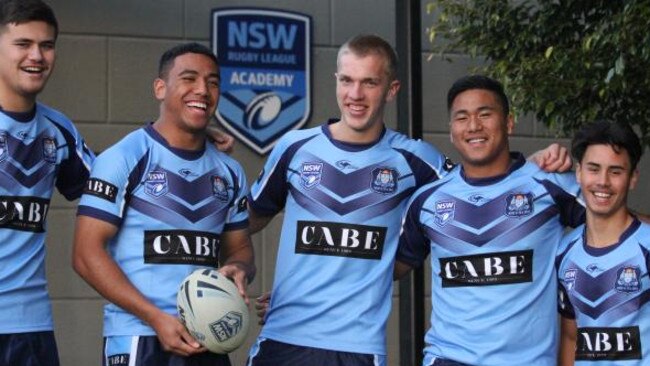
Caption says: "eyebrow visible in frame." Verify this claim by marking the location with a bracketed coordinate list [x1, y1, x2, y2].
[585, 162, 626, 170]
[178, 69, 220, 79]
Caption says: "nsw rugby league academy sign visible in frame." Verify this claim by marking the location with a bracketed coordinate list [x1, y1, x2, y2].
[211, 8, 312, 154]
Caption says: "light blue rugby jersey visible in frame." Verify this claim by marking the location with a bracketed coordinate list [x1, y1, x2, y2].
[0, 104, 94, 333]
[398, 153, 585, 366]
[557, 219, 650, 365]
[248, 120, 448, 355]
[77, 124, 249, 336]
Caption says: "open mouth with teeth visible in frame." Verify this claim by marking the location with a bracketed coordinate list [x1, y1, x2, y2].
[22, 66, 46, 74]
[186, 101, 208, 111]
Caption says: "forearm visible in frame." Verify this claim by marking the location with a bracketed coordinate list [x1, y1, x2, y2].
[74, 243, 162, 326]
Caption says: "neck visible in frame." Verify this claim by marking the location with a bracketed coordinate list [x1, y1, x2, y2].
[329, 118, 384, 144]
[0, 88, 36, 112]
[585, 208, 633, 248]
[153, 118, 205, 151]
[462, 150, 512, 179]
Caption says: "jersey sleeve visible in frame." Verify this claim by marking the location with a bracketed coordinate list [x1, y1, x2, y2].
[77, 142, 145, 227]
[536, 170, 585, 228]
[248, 134, 294, 216]
[50, 117, 95, 200]
[395, 136, 453, 186]
[223, 158, 249, 231]
[396, 189, 432, 268]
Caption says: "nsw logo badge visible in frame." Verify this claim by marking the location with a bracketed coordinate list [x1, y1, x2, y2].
[300, 162, 322, 189]
[434, 200, 455, 227]
[212, 8, 312, 154]
[145, 171, 168, 197]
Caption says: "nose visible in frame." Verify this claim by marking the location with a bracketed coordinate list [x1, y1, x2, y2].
[467, 115, 482, 131]
[28, 45, 44, 61]
[347, 81, 364, 100]
[596, 170, 611, 187]
[194, 79, 208, 96]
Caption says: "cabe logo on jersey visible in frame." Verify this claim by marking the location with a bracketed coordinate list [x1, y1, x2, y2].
[295, 220, 386, 259]
[212, 8, 312, 155]
[576, 326, 641, 361]
[84, 178, 118, 202]
[144, 230, 220, 266]
[0, 196, 49, 232]
[439, 250, 533, 287]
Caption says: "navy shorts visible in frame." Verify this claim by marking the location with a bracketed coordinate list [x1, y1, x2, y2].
[247, 338, 386, 366]
[103, 336, 231, 366]
[0, 331, 59, 366]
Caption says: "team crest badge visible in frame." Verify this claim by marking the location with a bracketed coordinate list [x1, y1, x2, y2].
[505, 192, 534, 217]
[0, 132, 7, 162]
[434, 200, 455, 227]
[300, 162, 322, 189]
[42, 137, 57, 163]
[212, 8, 312, 155]
[564, 268, 577, 291]
[209, 311, 243, 342]
[144, 171, 168, 197]
[615, 266, 641, 293]
[211, 175, 229, 201]
[371, 167, 398, 194]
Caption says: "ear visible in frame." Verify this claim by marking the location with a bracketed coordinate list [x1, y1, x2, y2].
[575, 162, 582, 185]
[629, 168, 639, 190]
[153, 78, 166, 101]
[506, 114, 514, 135]
[385, 80, 401, 102]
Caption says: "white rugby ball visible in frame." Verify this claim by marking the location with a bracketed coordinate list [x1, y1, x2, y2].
[177, 269, 249, 354]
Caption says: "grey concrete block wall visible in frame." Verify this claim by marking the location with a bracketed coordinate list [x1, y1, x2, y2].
[34, 1, 650, 365]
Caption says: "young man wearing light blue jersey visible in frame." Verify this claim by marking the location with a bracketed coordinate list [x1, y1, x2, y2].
[557, 121, 649, 365]
[0, 1, 95, 365]
[396, 75, 586, 366]
[72, 43, 255, 366]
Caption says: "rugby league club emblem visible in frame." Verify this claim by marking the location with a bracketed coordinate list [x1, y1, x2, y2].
[300, 162, 322, 189]
[371, 167, 398, 194]
[615, 266, 641, 293]
[144, 171, 168, 197]
[434, 200, 455, 227]
[43, 137, 57, 163]
[505, 192, 534, 217]
[211, 175, 229, 201]
[212, 8, 312, 155]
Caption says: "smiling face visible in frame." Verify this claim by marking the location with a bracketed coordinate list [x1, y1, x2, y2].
[449, 88, 513, 178]
[576, 144, 638, 219]
[333, 52, 400, 143]
[0, 21, 56, 111]
[154, 52, 220, 135]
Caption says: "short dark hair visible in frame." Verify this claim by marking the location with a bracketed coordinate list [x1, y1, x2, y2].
[571, 120, 643, 171]
[337, 34, 399, 81]
[447, 75, 510, 116]
[0, 0, 58, 38]
[158, 42, 219, 79]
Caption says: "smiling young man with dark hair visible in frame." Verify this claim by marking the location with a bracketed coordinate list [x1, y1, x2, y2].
[557, 121, 649, 365]
[0, 1, 94, 365]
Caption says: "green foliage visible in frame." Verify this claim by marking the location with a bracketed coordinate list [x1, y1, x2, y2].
[426, 0, 650, 148]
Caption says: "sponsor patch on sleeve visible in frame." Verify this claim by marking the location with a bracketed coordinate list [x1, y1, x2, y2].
[84, 178, 118, 202]
[237, 196, 248, 213]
